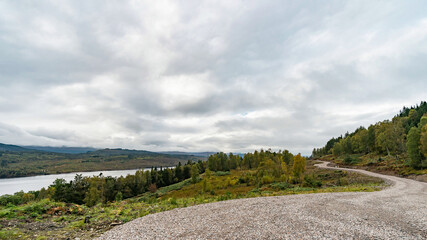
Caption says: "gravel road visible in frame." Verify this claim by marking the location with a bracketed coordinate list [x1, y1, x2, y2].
[99, 161, 427, 239]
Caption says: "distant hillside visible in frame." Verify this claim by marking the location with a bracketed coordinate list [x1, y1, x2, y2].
[23, 146, 98, 154]
[0, 145, 202, 178]
[0, 143, 36, 152]
[160, 151, 215, 158]
[90, 148, 160, 156]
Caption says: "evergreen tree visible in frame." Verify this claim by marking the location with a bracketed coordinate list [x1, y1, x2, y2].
[175, 164, 183, 182]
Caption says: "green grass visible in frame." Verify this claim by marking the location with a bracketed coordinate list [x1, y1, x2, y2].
[0, 229, 27, 240]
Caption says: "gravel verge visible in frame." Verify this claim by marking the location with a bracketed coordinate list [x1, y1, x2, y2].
[99, 161, 427, 239]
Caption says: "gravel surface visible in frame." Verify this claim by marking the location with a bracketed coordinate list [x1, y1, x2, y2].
[99, 161, 427, 239]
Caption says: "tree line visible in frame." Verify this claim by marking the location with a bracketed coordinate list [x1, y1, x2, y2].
[312, 101, 427, 169]
[208, 149, 306, 185]
[0, 160, 205, 207]
[1, 149, 308, 207]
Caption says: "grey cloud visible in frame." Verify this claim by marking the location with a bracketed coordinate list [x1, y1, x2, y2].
[28, 128, 77, 141]
[0, 1, 426, 155]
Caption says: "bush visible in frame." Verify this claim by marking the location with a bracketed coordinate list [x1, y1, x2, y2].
[0, 194, 23, 206]
[271, 182, 292, 190]
[0, 208, 16, 218]
[343, 156, 360, 165]
[168, 197, 177, 205]
[148, 184, 157, 193]
[336, 177, 349, 186]
[216, 192, 232, 201]
[303, 175, 322, 188]
[23, 202, 45, 215]
[366, 159, 377, 166]
[317, 173, 331, 180]
[115, 192, 123, 202]
[238, 176, 247, 184]
[343, 156, 353, 164]
[261, 175, 274, 184]
[238, 173, 255, 185]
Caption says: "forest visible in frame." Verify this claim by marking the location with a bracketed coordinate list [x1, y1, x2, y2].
[312, 101, 427, 171]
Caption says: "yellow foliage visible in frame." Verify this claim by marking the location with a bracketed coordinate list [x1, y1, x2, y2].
[292, 153, 306, 183]
[261, 175, 274, 184]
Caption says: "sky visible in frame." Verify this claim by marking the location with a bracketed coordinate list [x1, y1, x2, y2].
[0, 1, 426, 155]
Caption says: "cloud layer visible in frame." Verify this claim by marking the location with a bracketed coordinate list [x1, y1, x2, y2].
[1, 1, 426, 155]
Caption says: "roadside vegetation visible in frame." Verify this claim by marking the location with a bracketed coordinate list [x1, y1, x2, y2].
[0, 149, 384, 239]
[312, 101, 427, 180]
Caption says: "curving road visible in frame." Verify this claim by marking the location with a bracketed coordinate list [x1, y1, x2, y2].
[99, 161, 427, 239]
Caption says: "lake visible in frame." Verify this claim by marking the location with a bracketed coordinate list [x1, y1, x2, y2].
[0, 168, 154, 196]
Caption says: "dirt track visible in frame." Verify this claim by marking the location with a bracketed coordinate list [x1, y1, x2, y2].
[99, 161, 427, 239]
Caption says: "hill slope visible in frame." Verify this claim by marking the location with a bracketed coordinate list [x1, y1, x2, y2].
[0, 143, 202, 178]
[0, 143, 37, 152]
[313, 101, 427, 177]
[22, 146, 98, 154]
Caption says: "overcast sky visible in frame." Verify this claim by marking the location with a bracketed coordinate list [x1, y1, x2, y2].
[0, 1, 426, 155]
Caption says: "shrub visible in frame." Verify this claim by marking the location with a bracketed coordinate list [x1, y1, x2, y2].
[202, 179, 212, 193]
[317, 173, 331, 180]
[334, 170, 347, 177]
[191, 165, 200, 183]
[115, 192, 123, 202]
[22, 193, 35, 204]
[23, 202, 46, 215]
[261, 175, 274, 184]
[217, 192, 233, 201]
[343, 156, 353, 164]
[0, 194, 22, 206]
[366, 159, 377, 166]
[148, 184, 157, 193]
[343, 156, 360, 165]
[303, 175, 322, 188]
[238, 176, 247, 184]
[336, 177, 349, 186]
[0, 208, 16, 218]
[168, 197, 177, 205]
[238, 173, 255, 185]
[271, 182, 292, 190]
